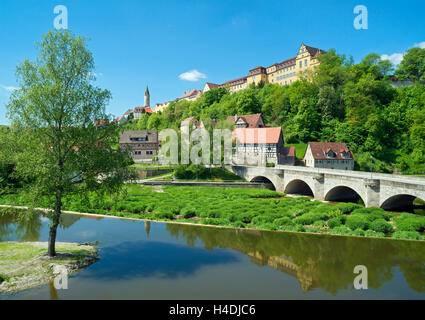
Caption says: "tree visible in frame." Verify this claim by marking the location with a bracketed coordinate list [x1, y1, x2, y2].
[395, 47, 425, 83]
[6, 30, 134, 257]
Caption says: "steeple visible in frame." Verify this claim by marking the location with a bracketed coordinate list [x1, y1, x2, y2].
[144, 86, 150, 108]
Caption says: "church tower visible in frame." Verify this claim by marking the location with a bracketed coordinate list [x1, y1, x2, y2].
[144, 86, 150, 108]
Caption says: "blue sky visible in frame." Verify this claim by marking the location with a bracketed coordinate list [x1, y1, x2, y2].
[0, 0, 424, 125]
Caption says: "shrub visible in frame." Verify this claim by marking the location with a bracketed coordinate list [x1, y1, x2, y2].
[295, 212, 328, 225]
[252, 215, 274, 225]
[231, 221, 245, 228]
[330, 226, 352, 235]
[313, 220, 326, 227]
[345, 215, 370, 231]
[353, 228, 365, 236]
[352, 207, 392, 222]
[237, 212, 257, 224]
[181, 207, 196, 219]
[392, 231, 422, 240]
[256, 223, 278, 231]
[327, 218, 341, 229]
[201, 218, 229, 226]
[370, 219, 394, 233]
[275, 217, 295, 227]
[295, 225, 305, 232]
[335, 203, 362, 214]
[364, 230, 384, 237]
[394, 215, 425, 232]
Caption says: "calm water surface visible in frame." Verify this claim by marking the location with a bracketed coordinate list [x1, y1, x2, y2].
[0, 212, 425, 300]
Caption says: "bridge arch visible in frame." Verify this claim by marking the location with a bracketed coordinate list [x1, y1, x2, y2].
[284, 179, 315, 197]
[380, 193, 425, 211]
[325, 185, 365, 205]
[250, 176, 276, 191]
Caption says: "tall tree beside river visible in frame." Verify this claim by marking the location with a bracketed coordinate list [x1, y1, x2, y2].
[4, 30, 135, 257]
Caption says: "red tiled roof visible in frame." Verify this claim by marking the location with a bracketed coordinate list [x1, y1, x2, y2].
[226, 114, 263, 128]
[282, 146, 295, 157]
[233, 127, 282, 144]
[304, 45, 326, 57]
[307, 142, 354, 160]
[220, 76, 247, 86]
[124, 109, 133, 116]
[180, 89, 201, 99]
[205, 82, 219, 89]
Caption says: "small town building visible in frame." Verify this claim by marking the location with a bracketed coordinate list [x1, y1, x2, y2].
[304, 142, 354, 170]
[203, 82, 219, 93]
[154, 101, 170, 113]
[119, 130, 159, 162]
[134, 106, 153, 119]
[226, 114, 265, 128]
[178, 89, 202, 102]
[233, 127, 293, 165]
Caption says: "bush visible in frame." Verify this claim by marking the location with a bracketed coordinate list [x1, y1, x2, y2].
[392, 231, 422, 240]
[275, 217, 295, 227]
[181, 207, 196, 219]
[345, 215, 370, 231]
[352, 207, 392, 222]
[256, 223, 278, 231]
[370, 219, 394, 233]
[295, 225, 305, 232]
[327, 218, 341, 229]
[313, 220, 326, 227]
[295, 212, 328, 225]
[364, 230, 384, 237]
[231, 221, 245, 228]
[394, 215, 425, 232]
[335, 203, 362, 214]
[330, 226, 353, 235]
[353, 228, 365, 236]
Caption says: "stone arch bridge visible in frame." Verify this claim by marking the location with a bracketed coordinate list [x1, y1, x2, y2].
[229, 165, 425, 210]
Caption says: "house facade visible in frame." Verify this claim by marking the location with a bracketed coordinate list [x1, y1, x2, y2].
[304, 142, 355, 170]
[120, 130, 159, 162]
[233, 127, 293, 165]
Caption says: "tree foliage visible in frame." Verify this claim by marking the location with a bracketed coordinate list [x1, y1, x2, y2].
[4, 30, 134, 256]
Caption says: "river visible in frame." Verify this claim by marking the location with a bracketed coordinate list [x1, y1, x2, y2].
[1, 211, 424, 299]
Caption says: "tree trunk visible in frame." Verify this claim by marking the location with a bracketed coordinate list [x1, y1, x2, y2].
[48, 194, 62, 257]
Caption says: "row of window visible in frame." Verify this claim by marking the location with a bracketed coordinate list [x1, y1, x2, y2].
[276, 72, 296, 81]
[134, 151, 155, 155]
[316, 160, 352, 164]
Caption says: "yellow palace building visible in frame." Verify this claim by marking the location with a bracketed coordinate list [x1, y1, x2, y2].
[221, 43, 325, 93]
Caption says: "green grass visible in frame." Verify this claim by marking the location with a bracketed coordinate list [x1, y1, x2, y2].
[1, 185, 425, 241]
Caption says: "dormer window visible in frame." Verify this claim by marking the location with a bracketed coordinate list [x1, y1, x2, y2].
[326, 149, 336, 158]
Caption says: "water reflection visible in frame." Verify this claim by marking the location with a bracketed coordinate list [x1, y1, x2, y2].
[79, 240, 239, 280]
[0, 209, 81, 241]
[166, 224, 425, 295]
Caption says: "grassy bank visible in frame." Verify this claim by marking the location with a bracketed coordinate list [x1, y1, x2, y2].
[0, 242, 98, 293]
[1, 185, 425, 241]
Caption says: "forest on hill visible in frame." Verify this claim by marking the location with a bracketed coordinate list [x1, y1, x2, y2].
[125, 47, 425, 174]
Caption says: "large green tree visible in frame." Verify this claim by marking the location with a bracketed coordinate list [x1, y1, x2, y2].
[395, 47, 425, 83]
[6, 31, 134, 256]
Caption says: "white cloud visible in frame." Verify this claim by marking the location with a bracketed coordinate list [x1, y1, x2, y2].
[414, 41, 425, 49]
[0, 84, 20, 92]
[178, 70, 206, 82]
[380, 53, 404, 66]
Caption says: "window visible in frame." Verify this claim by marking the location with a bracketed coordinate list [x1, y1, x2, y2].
[305, 59, 308, 67]
[299, 61, 302, 68]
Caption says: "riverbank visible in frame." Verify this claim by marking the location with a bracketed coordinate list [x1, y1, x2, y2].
[1, 185, 425, 241]
[0, 242, 99, 293]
